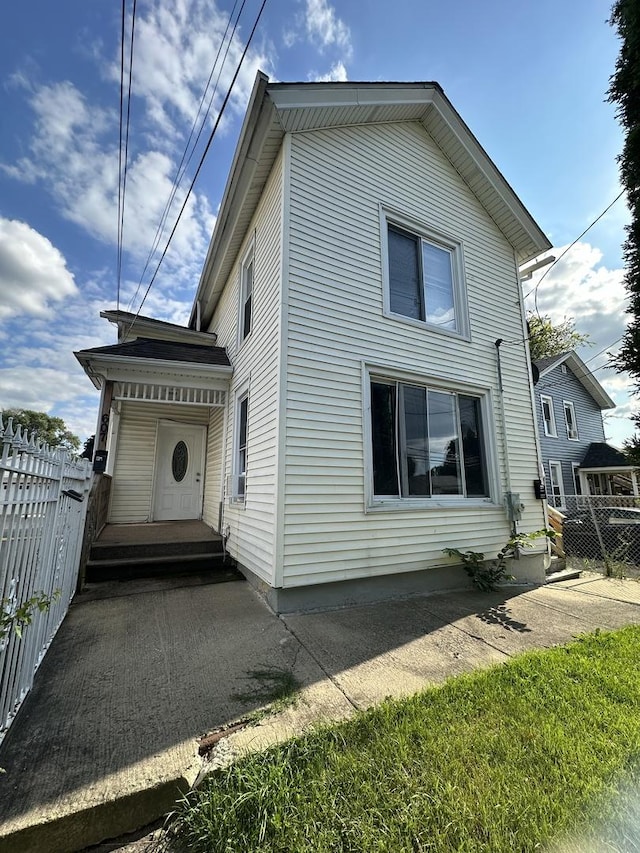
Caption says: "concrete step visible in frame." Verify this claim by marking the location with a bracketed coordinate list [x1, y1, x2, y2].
[545, 568, 582, 584]
[86, 552, 236, 582]
[89, 538, 222, 562]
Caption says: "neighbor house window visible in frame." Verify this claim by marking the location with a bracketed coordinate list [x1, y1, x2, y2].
[572, 463, 582, 496]
[234, 393, 248, 499]
[239, 247, 254, 342]
[563, 401, 578, 440]
[385, 219, 467, 335]
[370, 378, 489, 500]
[549, 461, 564, 508]
[540, 394, 557, 437]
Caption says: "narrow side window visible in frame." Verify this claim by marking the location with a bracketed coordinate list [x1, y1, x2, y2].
[240, 251, 254, 342]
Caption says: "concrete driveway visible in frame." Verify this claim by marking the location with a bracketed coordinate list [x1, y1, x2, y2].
[0, 572, 639, 853]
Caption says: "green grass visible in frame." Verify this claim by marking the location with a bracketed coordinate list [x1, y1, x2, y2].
[176, 627, 640, 852]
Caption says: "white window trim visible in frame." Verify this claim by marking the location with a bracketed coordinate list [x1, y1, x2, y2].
[540, 394, 557, 438]
[548, 460, 565, 508]
[379, 205, 470, 341]
[563, 400, 579, 441]
[237, 237, 255, 347]
[362, 363, 498, 512]
[230, 384, 250, 504]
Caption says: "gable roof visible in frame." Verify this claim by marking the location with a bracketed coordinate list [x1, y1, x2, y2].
[189, 74, 552, 330]
[534, 351, 615, 410]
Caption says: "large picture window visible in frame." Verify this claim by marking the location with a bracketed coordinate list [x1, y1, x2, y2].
[370, 378, 489, 500]
[385, 220, 466, 335]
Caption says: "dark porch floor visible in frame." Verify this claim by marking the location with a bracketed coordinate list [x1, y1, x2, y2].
[97, 520, 221, 546]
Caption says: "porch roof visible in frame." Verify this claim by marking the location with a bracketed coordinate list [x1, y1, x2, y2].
[74, 337, 232, 392]
[76, 337, 231, 366]
[581, 442, 629, 470]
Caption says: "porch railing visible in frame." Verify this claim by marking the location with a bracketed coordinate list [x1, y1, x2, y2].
[0, 416, 92, 744]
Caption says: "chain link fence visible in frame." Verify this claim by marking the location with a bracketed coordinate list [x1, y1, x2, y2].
[550, 495, 640, 578]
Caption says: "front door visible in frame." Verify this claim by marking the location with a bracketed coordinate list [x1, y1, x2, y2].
[153, 422, 206, 521]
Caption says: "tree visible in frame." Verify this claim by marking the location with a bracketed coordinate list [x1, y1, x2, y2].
[623, 434, 640, 466]
[1, 409, 80, 452]
[81, 434, 95, 460]
[608, 2, 640, 391]
[527, 314, 590, 362]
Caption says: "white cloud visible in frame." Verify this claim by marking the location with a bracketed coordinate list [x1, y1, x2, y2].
[527, 242, 628, 358]
[312, 61, 348, 83]
[0, 218, 78, 318]
[2, 0, 275, 285]
[305, 0, 352, 56]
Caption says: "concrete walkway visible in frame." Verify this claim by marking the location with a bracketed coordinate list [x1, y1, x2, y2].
[0, 573, 639, 853]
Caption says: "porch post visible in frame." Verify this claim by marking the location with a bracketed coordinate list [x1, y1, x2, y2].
[632, 469, 639, 498]
[95, 381, 114, 454]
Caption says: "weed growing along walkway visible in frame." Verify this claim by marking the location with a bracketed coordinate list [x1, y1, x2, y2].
[176, 626, 640, 853]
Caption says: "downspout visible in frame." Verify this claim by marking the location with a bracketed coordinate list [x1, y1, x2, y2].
[495, 339, 517, 539]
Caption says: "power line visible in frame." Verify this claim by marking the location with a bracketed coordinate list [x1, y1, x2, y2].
[116, 0, 126, 311]
[525, 188, 625, 316]
[116, 0, 138, 311]
[127, 0, 245, 314]
[124, 0, 269, 339]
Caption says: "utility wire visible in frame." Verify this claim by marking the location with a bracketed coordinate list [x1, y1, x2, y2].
[127, 0, 244, 314]
[116, 0, 126, 311]
[117, 0, 137, 313]
[124, 0, 268, 339]
[526, 188, 625, 316]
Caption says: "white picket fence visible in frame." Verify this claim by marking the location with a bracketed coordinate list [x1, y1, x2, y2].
[0, 415, 92, 744]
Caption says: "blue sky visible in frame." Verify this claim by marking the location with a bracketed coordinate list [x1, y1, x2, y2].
[0, 0, 632, 446]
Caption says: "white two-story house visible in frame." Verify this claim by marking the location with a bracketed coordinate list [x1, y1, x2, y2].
[76, 75, 553, 610]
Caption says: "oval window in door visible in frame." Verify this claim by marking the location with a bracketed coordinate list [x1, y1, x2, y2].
[172, 440, 189, 482]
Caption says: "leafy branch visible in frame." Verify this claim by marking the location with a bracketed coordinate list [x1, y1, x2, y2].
[1, 591, 60, 640]
[444, 529, 553, 592]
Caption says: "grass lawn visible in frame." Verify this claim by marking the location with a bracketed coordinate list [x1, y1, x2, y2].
[177, 626, 640, 852]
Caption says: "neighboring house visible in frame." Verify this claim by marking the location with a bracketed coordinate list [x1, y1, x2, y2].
[76, 75, 554, 611]
[533, 351, 638, 507]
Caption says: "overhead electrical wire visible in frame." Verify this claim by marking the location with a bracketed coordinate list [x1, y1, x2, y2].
[127, 0, 245, 314]
[116, 0, 138, 312]
[527, 188, 626, 318]
[116, 0, 126, 311]
[123, 0, 269, 340]
[496, 188, 628, 355]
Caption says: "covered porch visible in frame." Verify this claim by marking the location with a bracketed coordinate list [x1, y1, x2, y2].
[75, 335, 233, 535]
[576, 442, 639, 499]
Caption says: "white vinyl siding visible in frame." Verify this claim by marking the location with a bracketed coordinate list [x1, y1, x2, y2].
[202, 406, 225, 530]
[281, 121, 545, 588]
[206, 149, 284, 584]
[108, 402, 209, 523]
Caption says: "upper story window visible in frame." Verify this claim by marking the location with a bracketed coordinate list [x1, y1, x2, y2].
[383, 214, 468, 337]
[540, 394, 557, 437]
[563, 401, 578, 440]
[370, 376, 489, 502]
[239, 247, 254, 343]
